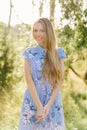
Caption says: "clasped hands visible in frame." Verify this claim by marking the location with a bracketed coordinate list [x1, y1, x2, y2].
[36, 104, 50, 122]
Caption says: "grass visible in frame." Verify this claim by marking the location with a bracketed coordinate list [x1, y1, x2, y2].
[62, 70, 87, 130]
[0, 81, 26, 130]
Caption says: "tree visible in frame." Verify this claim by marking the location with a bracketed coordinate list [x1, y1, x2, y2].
[8, 0, 13, 28]
[57, 0, 87, 84]
[0, 23, 16, 91]
[0, 0, 20, 91]
[32, 0, 56, 23]
[49, 0, 56, 23]
[58, 0, 83, 25]
[32, 0, 44, 17]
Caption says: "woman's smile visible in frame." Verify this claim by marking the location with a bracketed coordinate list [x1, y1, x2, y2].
[33, 22, 46, 47]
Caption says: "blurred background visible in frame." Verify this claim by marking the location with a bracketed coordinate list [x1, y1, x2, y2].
[0, 0, 87, 130]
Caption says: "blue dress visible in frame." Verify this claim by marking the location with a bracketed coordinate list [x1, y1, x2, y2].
[18, 45, 66, 130]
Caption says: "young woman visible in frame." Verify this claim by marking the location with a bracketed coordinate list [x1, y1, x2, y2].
[18, 18, 66, 130]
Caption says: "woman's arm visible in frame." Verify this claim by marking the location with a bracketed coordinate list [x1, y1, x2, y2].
[24, 59, 43, 117]
[43, 60, 65, 118]
[47, 59, 64, 107]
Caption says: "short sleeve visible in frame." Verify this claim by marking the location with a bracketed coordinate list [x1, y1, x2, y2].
[57, 47, 66, 59]
[21, 48, 34, 62]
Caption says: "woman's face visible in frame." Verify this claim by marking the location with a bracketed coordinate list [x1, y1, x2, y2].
[33, 22, 46, 48]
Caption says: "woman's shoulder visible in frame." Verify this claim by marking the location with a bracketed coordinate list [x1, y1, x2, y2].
[21, 46, 38, 61]
[57, 47, 66, 59]
[23, 46, 38, 55]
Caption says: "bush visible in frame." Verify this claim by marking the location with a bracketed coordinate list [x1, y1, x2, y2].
[0, 23, 21, 91]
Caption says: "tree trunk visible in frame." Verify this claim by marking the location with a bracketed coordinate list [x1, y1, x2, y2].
[50, 0, 55, 24]
[8, 0, 13, 28]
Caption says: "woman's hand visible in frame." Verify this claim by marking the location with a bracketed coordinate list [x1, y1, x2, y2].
[43, 104, 50, 118]
[36, 103, 50, 122]
[36, 105, 44, 122]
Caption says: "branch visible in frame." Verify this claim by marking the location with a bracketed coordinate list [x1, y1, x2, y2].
[69, 66, 83, 79]
[69, 66, 87, 84]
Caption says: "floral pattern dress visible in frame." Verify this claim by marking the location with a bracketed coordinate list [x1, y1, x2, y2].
[18, 45, 66, 130]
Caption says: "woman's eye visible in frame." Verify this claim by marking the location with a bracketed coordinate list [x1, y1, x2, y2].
[33, 29, 45, 33]
[34, 29, 37, 32]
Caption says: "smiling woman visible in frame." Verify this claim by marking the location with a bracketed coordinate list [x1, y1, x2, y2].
[18, 17, 66, 130]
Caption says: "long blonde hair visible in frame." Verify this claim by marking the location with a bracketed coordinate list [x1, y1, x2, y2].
[33, 18, 63, 88]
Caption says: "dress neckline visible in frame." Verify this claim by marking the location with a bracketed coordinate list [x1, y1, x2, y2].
[36, 45, 46, 53]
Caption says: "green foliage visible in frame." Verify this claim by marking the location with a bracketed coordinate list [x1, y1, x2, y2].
[56, 24, 75, 68]
[59, 0, 83, 22]
[56, 0, 87, 85]
[0, 39, 14, 89]
[56, 24, 74, 45]
[0, 23, 21, 91]
[84, 9, 87, 17]
[74, 21, 87, 49]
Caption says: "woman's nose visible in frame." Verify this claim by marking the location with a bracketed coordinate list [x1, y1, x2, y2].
[36, 31, 41, 36]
